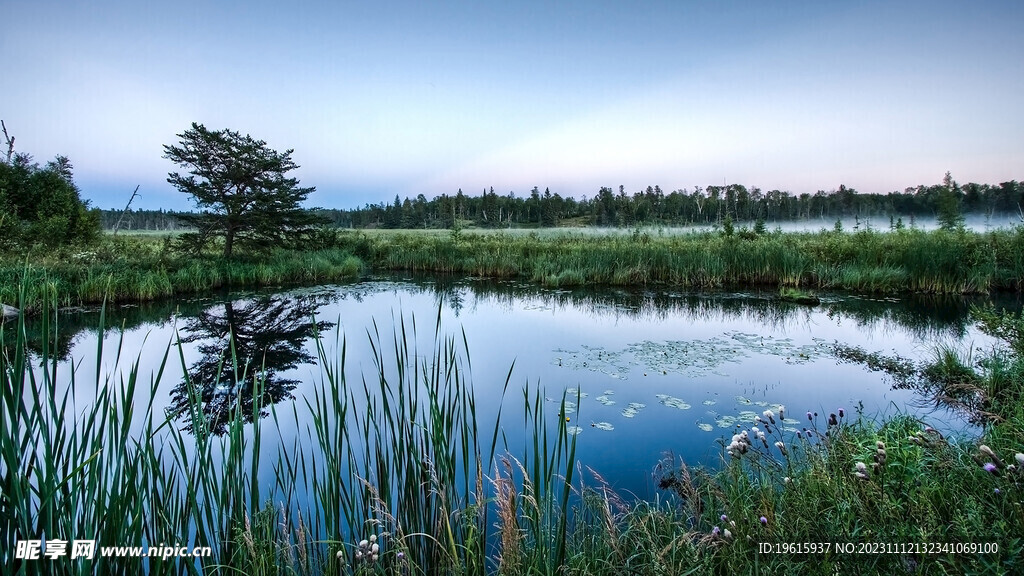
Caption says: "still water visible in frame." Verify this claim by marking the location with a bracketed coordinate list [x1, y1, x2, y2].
[28, 275, 1015, 499]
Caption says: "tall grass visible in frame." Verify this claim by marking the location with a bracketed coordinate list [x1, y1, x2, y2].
[0, 292, 578, 575]
[336, 227, 1024, 295]
[0, 237, 363, 309]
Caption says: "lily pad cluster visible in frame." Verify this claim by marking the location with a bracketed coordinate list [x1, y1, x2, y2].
[553, 332, 830, 380]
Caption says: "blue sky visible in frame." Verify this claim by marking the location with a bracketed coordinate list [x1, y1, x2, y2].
[3, 0, 1022, 209]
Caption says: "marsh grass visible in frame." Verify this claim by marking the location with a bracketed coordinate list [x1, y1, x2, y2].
[336, 227, 1024, 295]
[0, 240, 363, 309]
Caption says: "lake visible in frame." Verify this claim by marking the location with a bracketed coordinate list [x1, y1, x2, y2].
[26, 275, 1016, 502]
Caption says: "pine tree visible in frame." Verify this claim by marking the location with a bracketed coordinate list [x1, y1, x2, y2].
[163, 123, 324, 257]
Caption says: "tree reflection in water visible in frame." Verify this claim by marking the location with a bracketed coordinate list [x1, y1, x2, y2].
[167, 293, 334, 435]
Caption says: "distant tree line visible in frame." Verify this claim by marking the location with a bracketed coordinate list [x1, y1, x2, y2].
[100, 177, 1024, 231]
[321, 178, 1023, 229]
[97, 208, 189, 231]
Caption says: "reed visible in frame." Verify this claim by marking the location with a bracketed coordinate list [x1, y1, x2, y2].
[0, 292, 578, 575]
[335, 227, 1024, 295]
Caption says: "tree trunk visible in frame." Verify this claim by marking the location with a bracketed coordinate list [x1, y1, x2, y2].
[224, 228, 234, 258]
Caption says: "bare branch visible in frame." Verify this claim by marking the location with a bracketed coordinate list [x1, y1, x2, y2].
[1, 120, 14, 164]
[112, 185, 142, 235]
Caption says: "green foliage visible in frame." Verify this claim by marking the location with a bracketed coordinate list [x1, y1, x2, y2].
[937, 171, 966, 232]
[333, 227, 1020, 295]
[722, 215, 734, 237]
[164, 123, 326, 258]
[753, 218, 766, 235]
[0, 237, 362, 309]
[0, 154, 100, 251]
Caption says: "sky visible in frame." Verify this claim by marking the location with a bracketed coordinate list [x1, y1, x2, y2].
[3, 0, 1023, 210]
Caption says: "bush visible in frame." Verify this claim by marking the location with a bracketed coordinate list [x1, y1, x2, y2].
[0, 154, 100, 251]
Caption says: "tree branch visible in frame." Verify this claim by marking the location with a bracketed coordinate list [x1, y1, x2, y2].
[112, 185, 141, 235]
[1, 120, 14, 164]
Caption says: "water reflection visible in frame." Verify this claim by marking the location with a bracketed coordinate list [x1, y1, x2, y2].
[166, 292, 335, 435]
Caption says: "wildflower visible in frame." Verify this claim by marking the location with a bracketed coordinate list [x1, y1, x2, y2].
[371, 543, 380, 554]
[979, 445, 1005, 469]
[828, 413, 838, 427]
[838, 408, 845, 418]
[983, 462, 998, 475]
[712, 526, 721, 537]
[778, 405, 785, 420]
[1016, 453, 1024, 466]
[995, 488, 1001, 494]
[397, 552, 406, 561]
[807, 411, 813, 422]
[876, 441, 885, 450]
[336, 550, 344, 560]
[369, 534, 377, 543]
[784, 476, 791, 484]
[763, 410, 776, 424]
[775, 441, 788, 456]
[359, 539, 369, 548]
[721, 514, 728, 522]
[760, 516, 768, 525]
[854, 461, 869, 480]
[723, 528, 734, 540]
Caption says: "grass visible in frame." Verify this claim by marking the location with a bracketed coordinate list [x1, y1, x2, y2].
[3, 288, 1024, 574]
[3, 226, 1022, 311]
[0, 233, 363, 310]
[334, 226, 1024, 295]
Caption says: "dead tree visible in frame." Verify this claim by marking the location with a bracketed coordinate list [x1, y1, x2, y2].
[1, 120, 14, 163]
[112, 185, 141, 235]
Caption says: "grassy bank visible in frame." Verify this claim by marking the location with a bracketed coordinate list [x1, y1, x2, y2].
[0, 235, 362, 309]
[336, 227, 1024, 294]
[3, 297, 1024, 574]
[3, 227, 1022, 309]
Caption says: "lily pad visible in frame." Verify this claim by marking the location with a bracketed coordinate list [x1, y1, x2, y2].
[697, 423, 714, 432]
[594, 422, 615, 431]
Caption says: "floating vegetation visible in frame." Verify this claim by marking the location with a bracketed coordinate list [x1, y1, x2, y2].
[621, 402, 647, 418]
[553, 332, 831, 380]
[552, 346, 630, 379]
[782, 418, 800, 425]
[702, 399, 717, 406]
[567, 426, 583, 435]
[697, 423, 714, 432]
[593, 422, 614, 431]
[716, 415, 737, 428]
[737, 411, 759, 423]
[735, 395, 753, 405]
[656, 394, 691, 410]
[595, 395, 616, 406]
